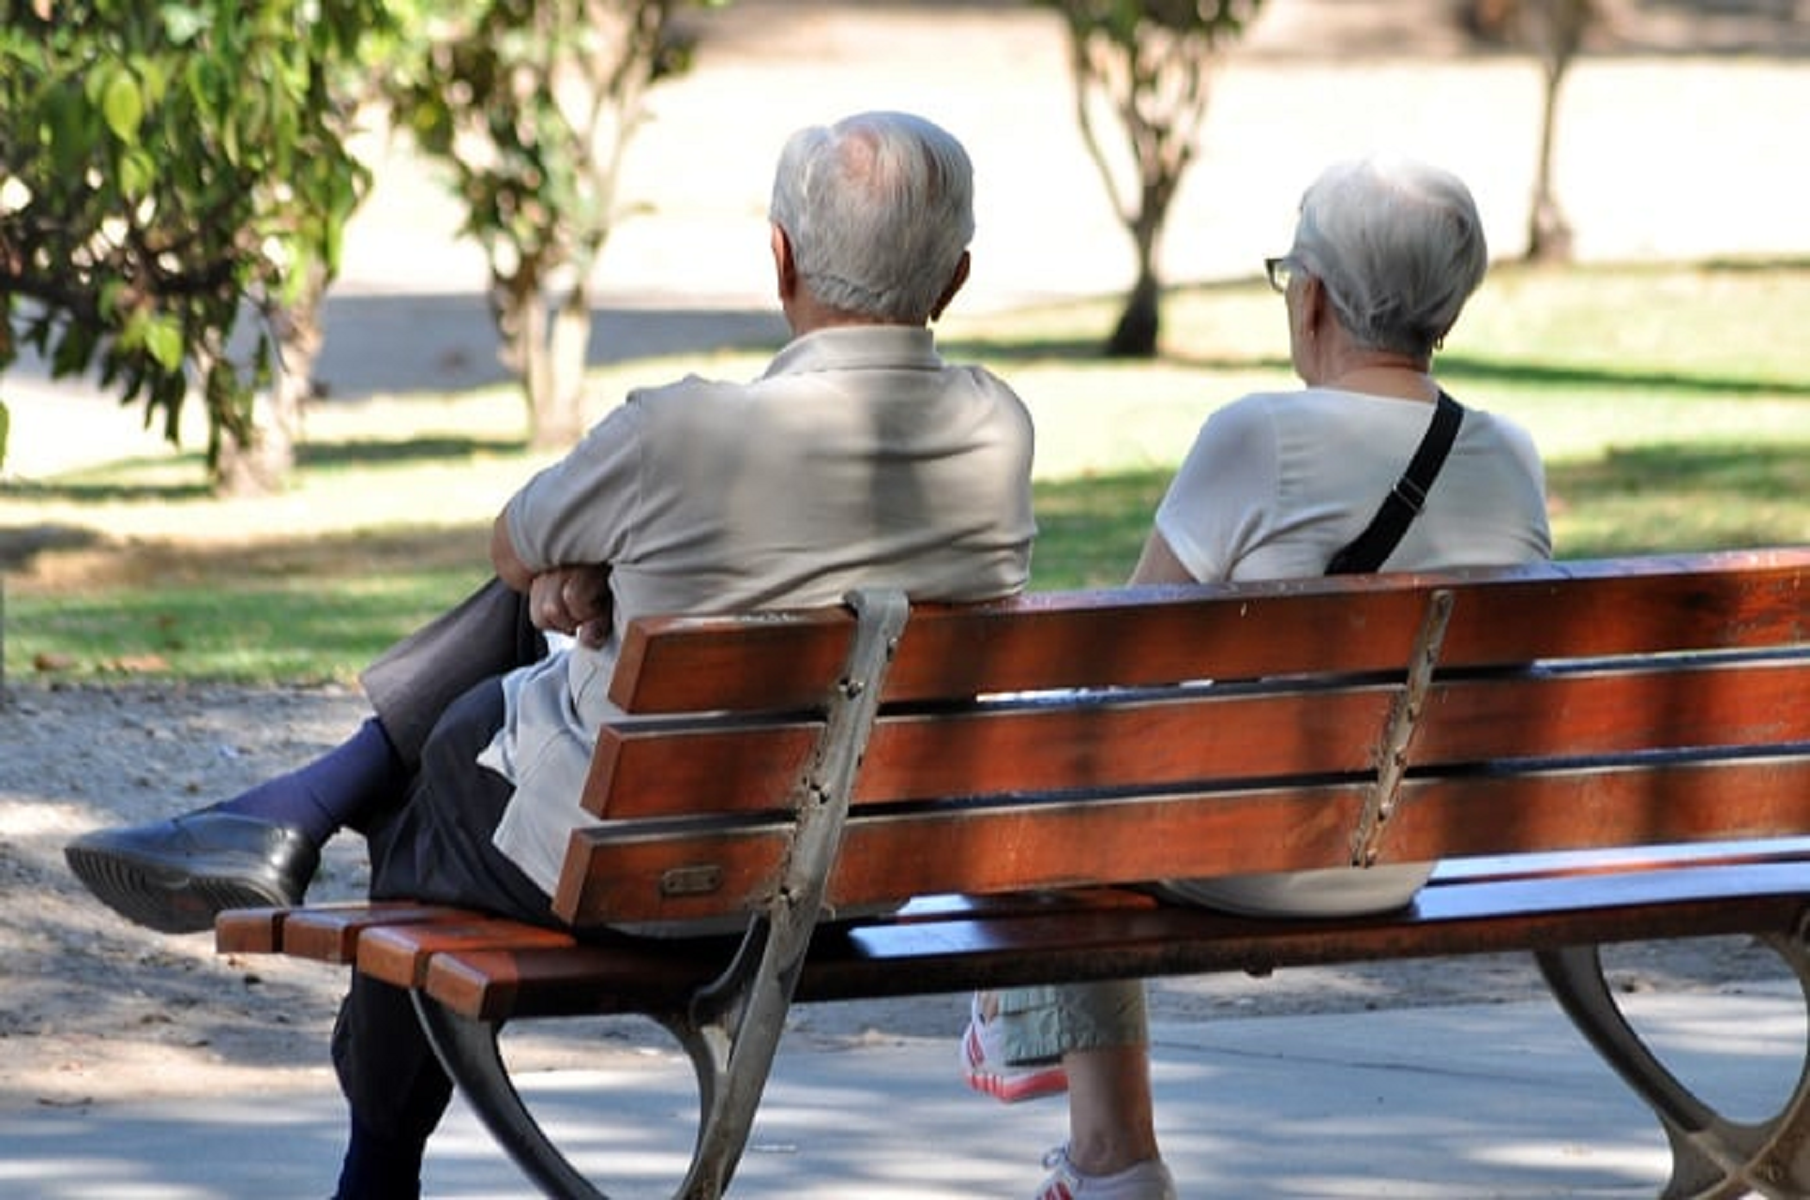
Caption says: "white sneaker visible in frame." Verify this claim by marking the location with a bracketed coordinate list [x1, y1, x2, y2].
[960, 993, 1068, 1103]
[1032, 1145, 1177, 1200]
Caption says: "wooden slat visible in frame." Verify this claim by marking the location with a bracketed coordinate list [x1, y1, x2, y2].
[356, 918, 577, 989]
[423, 936, 737, 1022]
[278, 904, 483, 964]
[582, 656, 1810, 820]
[434, 859, 1810, 1021]
[555, 753, 1810, 926]
[606, 550, 1810, 714]
[809, 865, 1810, 1002]
[583, 685, 1391, 819]
[215, 906, 290, 954]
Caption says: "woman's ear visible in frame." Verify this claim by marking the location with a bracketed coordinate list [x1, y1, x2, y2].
[1298, 273, 1325, 331]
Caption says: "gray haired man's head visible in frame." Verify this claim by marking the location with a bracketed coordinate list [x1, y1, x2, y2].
[768, 111, 976, 324]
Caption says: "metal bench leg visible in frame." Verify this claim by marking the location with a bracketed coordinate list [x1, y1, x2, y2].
[413, 995, 610, 1200]
[1536, 932, 1810, 1199]
[415, 589, 909, 1200]
[412, 977, 766, 1200]
[661, 588, 912, 1199]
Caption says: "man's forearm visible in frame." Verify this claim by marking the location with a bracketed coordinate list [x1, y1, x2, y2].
[490, 512, 536, 593]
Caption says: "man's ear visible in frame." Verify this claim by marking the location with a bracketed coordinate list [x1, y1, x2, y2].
[928, 251, 971, 322]
[771, 224, 798, 302]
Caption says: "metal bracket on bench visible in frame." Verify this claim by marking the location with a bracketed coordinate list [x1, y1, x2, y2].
[414, 588, 909, 1200]
[1536, 923, 1810, 1199]
[1351, 587, 1453, 868]
[670, 586, 909, 1199]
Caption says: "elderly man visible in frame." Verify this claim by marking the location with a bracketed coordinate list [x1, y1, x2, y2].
[78, 110, 1036, 1199]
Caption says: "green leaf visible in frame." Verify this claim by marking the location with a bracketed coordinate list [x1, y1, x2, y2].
[101, 69, 145, 144]
[161, 3, 212, 45]
[118, 145, 158, 198]
[0, 399, 10, 471]
[144, 317, 185, 371]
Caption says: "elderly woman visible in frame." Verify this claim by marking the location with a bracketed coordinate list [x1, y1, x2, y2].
[966, 155, 1552, 1200]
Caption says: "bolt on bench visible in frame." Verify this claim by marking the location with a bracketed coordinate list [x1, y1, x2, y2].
[218, 547, 1810, 1199]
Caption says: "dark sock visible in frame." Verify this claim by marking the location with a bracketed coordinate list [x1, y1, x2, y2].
[215, 717, 405, 844]
[333, 1115, 424, 1200]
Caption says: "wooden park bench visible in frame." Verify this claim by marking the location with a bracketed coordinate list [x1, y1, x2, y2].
[217, 546, 1810, 1199]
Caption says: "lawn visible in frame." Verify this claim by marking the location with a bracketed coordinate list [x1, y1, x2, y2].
[3, 261, 1807, 685]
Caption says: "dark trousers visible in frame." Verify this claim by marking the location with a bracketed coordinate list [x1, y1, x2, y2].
[331, 582, 558, 1142]
[358, 577, 547, 774]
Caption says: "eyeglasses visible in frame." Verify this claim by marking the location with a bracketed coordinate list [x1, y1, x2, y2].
[1264, 256, 1295, 294]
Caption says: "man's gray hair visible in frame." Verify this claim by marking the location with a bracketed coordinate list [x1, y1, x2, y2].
[768, 111, 975, 323]
[1288, 155, 1488, 359]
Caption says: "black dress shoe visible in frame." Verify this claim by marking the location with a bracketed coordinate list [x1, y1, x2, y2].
[64, 809, 320, 934]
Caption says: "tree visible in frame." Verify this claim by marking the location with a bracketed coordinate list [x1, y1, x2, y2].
[1039, 0, 1265, 358]
[383, 0, 712, 449]
[0, 0, 381, 490]
[1459, 0, 1602, 263]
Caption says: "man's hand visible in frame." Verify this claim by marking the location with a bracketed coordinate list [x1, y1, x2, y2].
[528, 565, 613, 648]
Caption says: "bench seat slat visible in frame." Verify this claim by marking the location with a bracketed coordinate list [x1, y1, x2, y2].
[425, 858, 1810, 1022]
[357, 919, 580, 990]
[818, 871, 1810, 1002]
[424, 937, 735, 1022]
[214, 903, 485, 961]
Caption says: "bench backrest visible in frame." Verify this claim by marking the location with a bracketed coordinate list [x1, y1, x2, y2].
[552, 548, 1810, 928]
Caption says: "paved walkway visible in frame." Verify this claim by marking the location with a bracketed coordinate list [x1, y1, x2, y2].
[4, 985, 1802, 1198]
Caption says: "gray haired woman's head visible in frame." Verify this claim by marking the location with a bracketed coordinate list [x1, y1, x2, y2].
[1287, 156, 1488, 359]
[768, 111, 975, 324]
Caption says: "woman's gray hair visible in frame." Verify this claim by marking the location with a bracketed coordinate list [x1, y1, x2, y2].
[1288, 155, 1488, 359]
[768, 111, 975, 323]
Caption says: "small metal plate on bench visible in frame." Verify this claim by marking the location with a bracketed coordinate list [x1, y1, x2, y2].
[661, 864, 724, 896]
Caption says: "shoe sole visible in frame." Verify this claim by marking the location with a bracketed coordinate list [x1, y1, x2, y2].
[64, 844, 292, 935]
[961, 1022, 1069, 1103]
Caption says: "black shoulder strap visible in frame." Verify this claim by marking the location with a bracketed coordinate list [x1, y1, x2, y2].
[1325, 390, 1465, 576]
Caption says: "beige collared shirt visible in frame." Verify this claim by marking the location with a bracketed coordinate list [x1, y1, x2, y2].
[481, 325, 1037, 894]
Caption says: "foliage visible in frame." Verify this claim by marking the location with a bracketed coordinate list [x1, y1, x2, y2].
[0, 0, 382, 483]
[1036, 0, 1264, 357]
[381, 0, 716, 447]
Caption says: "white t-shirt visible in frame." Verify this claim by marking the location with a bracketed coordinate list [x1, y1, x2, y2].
[1156, 387, 1550, 583]
[1151, 386, 1551, 916]
[481, 325, 1038, 894]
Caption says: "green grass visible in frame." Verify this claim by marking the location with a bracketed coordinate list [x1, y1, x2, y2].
[4, 261, 1807, 685]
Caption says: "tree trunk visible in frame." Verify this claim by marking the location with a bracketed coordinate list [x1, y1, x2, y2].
[1526, 0, 1589, 262]
[540, 280, 592, 448]
[1105, 195, 1167, 358]
[213, 395, 295, 498]
[1526, 44, 1575, 261]
[494, 258, 590, 451]
[1106, 270, 1161, 358]
[212, 267, 323, 496]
